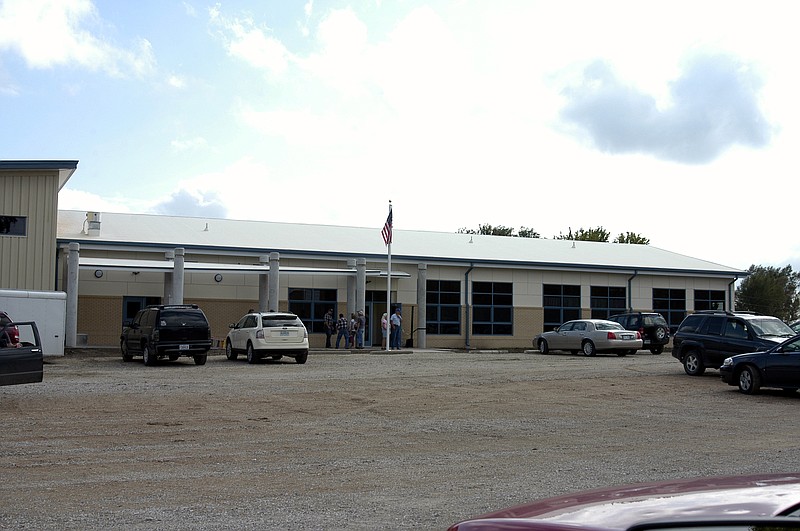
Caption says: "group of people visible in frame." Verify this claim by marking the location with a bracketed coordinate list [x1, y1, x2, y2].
[323, 307, 404, 350]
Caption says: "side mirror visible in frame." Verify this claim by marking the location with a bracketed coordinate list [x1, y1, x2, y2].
[229, 323, 235, 329]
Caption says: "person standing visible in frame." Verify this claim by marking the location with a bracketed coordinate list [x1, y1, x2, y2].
[380, 312, 388, 349]
[324, 308, 334, 348]
[335, 313, 349, 349]
[349, 312, 357, 349]
[356, 310, 366, 349]
[390, 307, 402, 350]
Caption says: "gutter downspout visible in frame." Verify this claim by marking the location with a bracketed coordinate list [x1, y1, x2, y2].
[627, 270, 638, 311]
[465, 264, 474, 350]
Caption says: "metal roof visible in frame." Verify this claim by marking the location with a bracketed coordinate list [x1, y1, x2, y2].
[1, 160, 79, 190]
[56, 210, 745, 277]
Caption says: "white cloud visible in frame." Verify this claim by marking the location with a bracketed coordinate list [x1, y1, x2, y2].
[170, 136, 208, 152]
[0, 0, 156, 77]
[209, 7, 291, 75]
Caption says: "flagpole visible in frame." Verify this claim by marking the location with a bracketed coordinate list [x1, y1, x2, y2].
[386, 201, 392, 352]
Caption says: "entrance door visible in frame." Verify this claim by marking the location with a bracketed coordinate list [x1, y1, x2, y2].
[122, 296, 160, 326]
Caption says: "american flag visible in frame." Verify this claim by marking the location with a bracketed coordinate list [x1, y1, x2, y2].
[381, 209, 392, 245]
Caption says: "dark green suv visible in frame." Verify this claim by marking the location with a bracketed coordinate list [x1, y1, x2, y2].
[120, 305, 212, 366]
[607, 312, 670, 354]
[671, 310, 795, 376]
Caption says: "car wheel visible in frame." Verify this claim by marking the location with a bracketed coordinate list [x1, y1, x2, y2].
[650, 346, 664, 355]
[655, 327, 667, 341]
[538, 339, 549, 355]
[225, 340, 237, 361]
[143, 344, 156, 366]
[682, 351, 705, 376]
[193, 354, 207, 366]
[295, 351, 308, 364]
[246, 342, 258, 364]
[582, 341, 596, 357]
[121, 341, 133, 362]
[738, 366, 761, 394]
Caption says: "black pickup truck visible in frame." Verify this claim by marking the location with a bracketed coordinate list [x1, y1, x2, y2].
[0, 320, 43, 386]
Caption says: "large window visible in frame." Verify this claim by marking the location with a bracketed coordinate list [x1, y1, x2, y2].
[694, 289, 725, 312]
[653, 288, 686, 332]
[543, 284, 581, 330]
[472, 281, 513, 335]
[590, 286, 627, 319]
[426, 280, 461, 335]
[0, 216, 27, 236]
[288, 288, 337, 333]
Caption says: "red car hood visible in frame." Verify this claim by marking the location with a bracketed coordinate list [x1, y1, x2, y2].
[449, 474, 800, 530]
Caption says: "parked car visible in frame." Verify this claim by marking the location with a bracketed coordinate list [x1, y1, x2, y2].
[790, 319, 800, 333]
[720, 333, 800, 394]
[533, 319, 642, 356]
[120, 304, 212, 366]
[0, 310, 19, 346]
[447, 473, 800, 530]
[671, 310, 795, 376]
[226, 311, 309, 364]
[607, 311, 670, 354]
[0, 320, 43, 386]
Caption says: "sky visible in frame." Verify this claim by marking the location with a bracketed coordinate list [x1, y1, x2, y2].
[1, 0, 798, 272]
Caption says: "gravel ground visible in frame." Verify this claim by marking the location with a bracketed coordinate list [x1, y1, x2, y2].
[1, 348, 798, 530]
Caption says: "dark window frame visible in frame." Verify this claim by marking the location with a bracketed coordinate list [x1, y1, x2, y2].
[288, 288, 337, 333]
[590, 286, 627, 320]
[471, 281, 513, 336]
[426, 279, 461, 335]
[543, 284, 581, 331]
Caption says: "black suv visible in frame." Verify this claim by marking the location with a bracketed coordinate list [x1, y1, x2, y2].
[607, 312, 670, 354]
[671, 310, 796, 376]
[120, 305, 212, 366]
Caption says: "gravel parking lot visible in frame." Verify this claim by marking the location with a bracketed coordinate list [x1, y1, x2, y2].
[1, 348, 798, 530]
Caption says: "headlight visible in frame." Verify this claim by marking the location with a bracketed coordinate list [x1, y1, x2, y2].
[722, 357, 733, 367]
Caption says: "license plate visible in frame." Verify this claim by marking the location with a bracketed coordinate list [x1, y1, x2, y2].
[621, 334, 633, 340]
[280, 330, 290, 336]
[179, 344, 189, 350]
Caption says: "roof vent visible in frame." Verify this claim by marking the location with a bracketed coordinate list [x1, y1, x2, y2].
[86, 211, 102, 237]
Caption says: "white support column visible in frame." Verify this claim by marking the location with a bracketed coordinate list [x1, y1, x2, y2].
[346, 258, 356, 319]
[268, 252, 280, 312]
[356, 258, 366, 316]
[172, 248, 185, 305]
[65, 242, 80, 348]
[259, 255, 269, 312]
[163, 249, 174, 305]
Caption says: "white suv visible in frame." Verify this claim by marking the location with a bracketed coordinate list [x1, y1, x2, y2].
[225, 312, 309, 364]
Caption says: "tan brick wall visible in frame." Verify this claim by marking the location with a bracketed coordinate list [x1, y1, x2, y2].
[77, 296, 122, 347]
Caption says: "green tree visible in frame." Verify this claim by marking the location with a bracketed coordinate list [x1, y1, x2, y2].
[613, 232, 650, 245]
[517, 226, 540, 239]
[458, 224, 539, 238]
[735, 264, 800, 321]
[555, 226, 611, 242]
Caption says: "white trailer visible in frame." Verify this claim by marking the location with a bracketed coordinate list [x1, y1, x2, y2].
[0, 289, 66, 357]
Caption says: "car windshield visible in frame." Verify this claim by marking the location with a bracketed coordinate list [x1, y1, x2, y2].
[643, 314, 667, 326]
[262, 315, 304, 328]
[160, 310, 207, 327]
[748, 318, 795, 338]
[595, 321, 624, 331]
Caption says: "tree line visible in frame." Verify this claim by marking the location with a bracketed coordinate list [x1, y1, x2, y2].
[457, 224, 650, 244]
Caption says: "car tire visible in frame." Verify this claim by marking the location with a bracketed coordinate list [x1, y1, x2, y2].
[582, 341, 596, 357]
[538, 339, 549, 355]
[682, 350, 705, 376]
[121, 342, 133, 362]
[650, 346, 664, 355]
[738, 366, 761, 394]
[193, 354, 207, 366]
[655, 327, 667, 341]
[225, 340, 237, 361]
[246, 342, 258, 364]
[295, 351, 308, 364]
[143, 344, 157, 366]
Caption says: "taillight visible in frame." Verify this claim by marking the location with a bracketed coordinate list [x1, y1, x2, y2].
[636, 331, 642, 339]
[607, 332, 616, 340]
[638, 327, 644, 335]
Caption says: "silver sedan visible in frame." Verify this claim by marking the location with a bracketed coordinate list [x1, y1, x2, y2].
[534, 319, 643, 356]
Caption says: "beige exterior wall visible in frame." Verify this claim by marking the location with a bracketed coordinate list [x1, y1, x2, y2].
[1, 171, 60, 290]
[67, 247, 735, 349]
